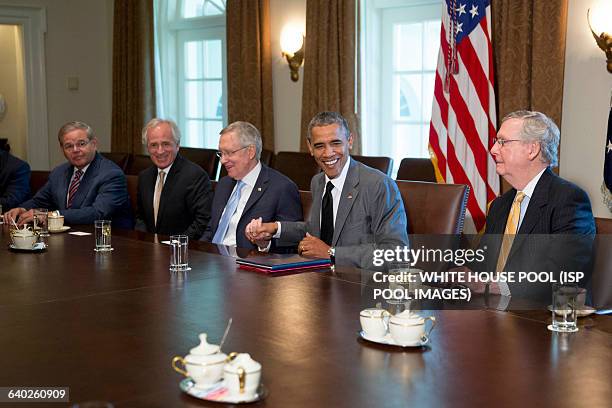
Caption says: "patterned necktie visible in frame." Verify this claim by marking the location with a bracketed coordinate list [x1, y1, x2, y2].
[67, 169, 84, 208]
[496, 192, 526, 272]
[153, 171, 166, 226]
[212, 181, 245, 244]
[320, 181, 335, 246]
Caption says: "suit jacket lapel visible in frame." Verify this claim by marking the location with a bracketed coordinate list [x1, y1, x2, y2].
[69, 154, 100, 209]
[158, 156, 183, 223]
[60, 166, 73, 210]
[242, 166, 269, 217]
[332, 160, 359, 246]
[212, 178, 237, 231]
[310, 173, 324, 238]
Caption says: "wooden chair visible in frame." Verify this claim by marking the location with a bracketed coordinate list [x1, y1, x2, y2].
[396, 158, 436, 182]
[179, 147, 220, 179]
[125, 154, 152, 175]
[272, 152, 320, 190]
[125, 174, 139, 217]
[353, 155, 393, 176]
[100, 152, 130, 172]
[395, 180, 469, 234]
[30, 170, 50, 195]
[299, 190, 312, 221]
[592, 217, 612, 309]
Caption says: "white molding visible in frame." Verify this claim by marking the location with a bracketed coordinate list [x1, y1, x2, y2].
[0, 5, 49, 170]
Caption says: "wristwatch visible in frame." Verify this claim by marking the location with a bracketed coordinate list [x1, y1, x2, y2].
[328, 246, 336, 267]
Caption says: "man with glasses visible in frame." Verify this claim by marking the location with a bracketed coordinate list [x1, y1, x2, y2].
[4, 121, 133, 228]
[136, 118, 212, 239]
[202, 121, 301, 249]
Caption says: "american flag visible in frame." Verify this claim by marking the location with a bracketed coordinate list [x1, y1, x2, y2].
[428, 0, 499, 232]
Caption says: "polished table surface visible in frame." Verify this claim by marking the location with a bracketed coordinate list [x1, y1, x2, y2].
[1, 225, 611, 408]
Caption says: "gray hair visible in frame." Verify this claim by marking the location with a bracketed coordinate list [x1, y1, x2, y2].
[58, 121, 95, 143]
[219, 121, 262, 161]
[307, 111, 350, 140]
[141, 118, 181, 145]
[502, 110, 559, 167]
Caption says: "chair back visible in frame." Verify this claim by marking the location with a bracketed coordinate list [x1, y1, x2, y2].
[592, 217, 612, 308]
[125, 154, 152, 175]
[353, 155, 394, 176]
[179, 147, 220, 179]
[395, 180, 469, 234]
[396, 158, 436, 182]
[30, 170, 50, 195]
[125, 174, 139, 216]
[100, 152, 130, 172]
[272, 152, 320, 190]
[299, 190, 312, 221]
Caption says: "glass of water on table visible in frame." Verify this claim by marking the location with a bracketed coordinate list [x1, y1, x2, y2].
[94, 220, 113, 252]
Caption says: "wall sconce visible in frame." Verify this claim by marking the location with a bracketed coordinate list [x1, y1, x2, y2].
[587, 6, 612, 73]
[280, 25, 305, 82]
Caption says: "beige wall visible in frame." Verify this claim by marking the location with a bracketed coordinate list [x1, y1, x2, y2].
[560, 0, 612, 219]
[0, 0, 113, 169]
[0, 24, 27, 159]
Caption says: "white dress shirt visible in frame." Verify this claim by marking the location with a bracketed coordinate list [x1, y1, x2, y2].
[221, 162, 262, 246]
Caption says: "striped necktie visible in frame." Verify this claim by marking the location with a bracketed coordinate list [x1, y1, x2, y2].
[67, 169, 84, 208]
[496, 192, 526, 272]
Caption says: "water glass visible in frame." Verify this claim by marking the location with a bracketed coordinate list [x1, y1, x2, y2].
[94, 220, 112, 252]
[170, 235, 190, 271]
[548, 284, 579, 333]
[34, 208, 49, 236]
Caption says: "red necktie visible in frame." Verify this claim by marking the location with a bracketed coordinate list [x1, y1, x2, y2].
[67, 169, 84, 208]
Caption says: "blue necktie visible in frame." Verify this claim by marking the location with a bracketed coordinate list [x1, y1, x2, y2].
[212, 181, 245, 244]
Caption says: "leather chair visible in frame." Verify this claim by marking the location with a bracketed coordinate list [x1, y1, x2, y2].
[219, 149, 274, 180]
[30, 170, 50, 195]
[396, 158, 436, 182]
[125, 174, 139, 217]
[592, 217, 612, 309]
[353, 155, 393, 176]
[125, 154, 152, 175]
[395, 180, 469, 234]
[299, 190, 312, 221]
[100, 152, 130, 172]
[272, 152, 320, 191]
[179, 147, 220, 179]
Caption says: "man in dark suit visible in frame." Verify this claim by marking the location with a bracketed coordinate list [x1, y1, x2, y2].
[136, 119, 212, 239]
[4, 121, 133, 229]
[246, 112, 408, 269]
[474, 110, 595, 303]
[0, 149, 30, 211]
[202, 121, 302, 249]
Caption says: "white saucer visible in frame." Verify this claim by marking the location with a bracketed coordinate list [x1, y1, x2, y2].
[359, 331, 428, 347]
[547, 305, 596, 318]
[49, 226, 71, 233]
[9, 242, 47, 252]
[179, 378, 267, 403]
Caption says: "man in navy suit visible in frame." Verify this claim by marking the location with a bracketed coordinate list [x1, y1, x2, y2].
[136, 119, 212, 239]
[202, 121, 302, 249]
[472, 111, 595, 303]
[4, 121, 133, 229]
[0, 150, 30, 210]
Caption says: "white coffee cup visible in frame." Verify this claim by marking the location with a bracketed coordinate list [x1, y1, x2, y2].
[171, 333, 227, 388]
[223, 353, 261, 399]
[360, 308, 391, 338]
[389, 310, 436, 346]
[11, 228, 37, 249]
[48, 214, 65, 230]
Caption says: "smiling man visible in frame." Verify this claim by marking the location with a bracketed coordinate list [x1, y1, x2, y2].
[4, 121, 133, 228]
[202, 121, 302, 249]
[136, 118, 212, 239]
[246, 111, 408, 269]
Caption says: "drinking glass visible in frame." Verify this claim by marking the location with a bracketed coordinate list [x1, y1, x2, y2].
[548, 283, 579, 333]
[170, 235, 190, 271]
[94, 220, 112, 252]
[34, 208, 49, 236]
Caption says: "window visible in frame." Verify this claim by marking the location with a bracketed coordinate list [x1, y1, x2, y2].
[154, 0, 227, 148]
[361, 0, 441, 176]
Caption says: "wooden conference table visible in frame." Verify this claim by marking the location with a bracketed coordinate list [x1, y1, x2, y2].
[1, 225, 611, 408]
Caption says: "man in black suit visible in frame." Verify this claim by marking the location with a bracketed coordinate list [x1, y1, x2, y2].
[136, 119, 212, 240]
[202, 121, 302, 249]
[0, 149, 30, 211]
[476, 110, 595, 303]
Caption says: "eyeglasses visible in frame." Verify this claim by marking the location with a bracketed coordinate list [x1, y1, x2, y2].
[215, 145, 250, 158]
[492, 138, 521, 147]
[62, 140, 91, 151]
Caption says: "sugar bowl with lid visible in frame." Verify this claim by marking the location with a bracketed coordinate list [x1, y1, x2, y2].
[388, 310, 436, 346]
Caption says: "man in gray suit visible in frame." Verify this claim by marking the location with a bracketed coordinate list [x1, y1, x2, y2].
[246, 111, 408, 269]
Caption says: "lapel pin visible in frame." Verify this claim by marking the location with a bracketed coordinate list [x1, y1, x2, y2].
[257, 187, 262, 192]
[347, 194, 353, 199]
